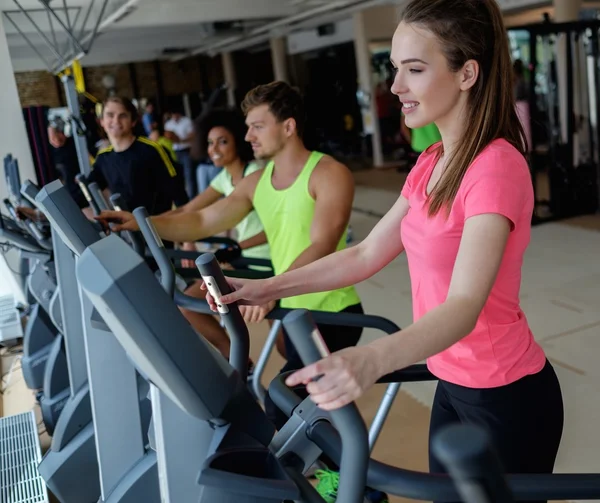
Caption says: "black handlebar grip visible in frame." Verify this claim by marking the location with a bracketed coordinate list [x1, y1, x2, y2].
[88, 182, 109, 212]
[16, 181, 52, 249]
[195, 252, 250, 380]
[282, 309, 369, 503]
[109, 193, 128, 212]
[133, 207, 175, 298]
[3, 198, 20, 222]
[432, 424, 515, 503]
[75, 174, 101, 216]
[110, 194, 145, 256]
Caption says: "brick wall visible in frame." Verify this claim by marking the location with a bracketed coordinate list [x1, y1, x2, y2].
[160, 59, 202, 96]
[13, 55, 229, 109]
[134, 61, 158, 100]
[15, 71, 62, 108]
[83, 63, 135, 100]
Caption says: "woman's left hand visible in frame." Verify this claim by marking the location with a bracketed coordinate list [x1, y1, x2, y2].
[285, 345, 381, 411]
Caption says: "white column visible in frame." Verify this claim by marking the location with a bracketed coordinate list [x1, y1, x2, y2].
[353, 11, 383, 168]
[270, 37, 288, 83]
[0, 23, 36, 202]
[0, 19, 37, 300]
[554, 0, 582, 146]
[221, 51, 237, 108]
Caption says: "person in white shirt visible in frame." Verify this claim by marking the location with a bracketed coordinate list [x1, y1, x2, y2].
[164, 109, 196, 198]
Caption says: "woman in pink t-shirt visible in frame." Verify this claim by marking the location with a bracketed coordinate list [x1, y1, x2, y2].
[210, 0, 564, 493]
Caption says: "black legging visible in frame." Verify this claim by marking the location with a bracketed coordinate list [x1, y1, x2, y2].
[264, 303, 365, 431]
[429, 359, 564, 503]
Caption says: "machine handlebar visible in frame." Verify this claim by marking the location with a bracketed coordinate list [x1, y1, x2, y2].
[88, 182, 110, 212]
[20, 179, 40, 206]
[75, 174, 101, 216]
[432, 424, 516, 503]
[195, 253, 251, 380]
[133, 207, 175, 298]
[110, 194, 145, 256]
[307, 418, 600, 501]
[109, 193, 127, 212]
[282, 309, 370, 503]
[3, 197, 51, 250]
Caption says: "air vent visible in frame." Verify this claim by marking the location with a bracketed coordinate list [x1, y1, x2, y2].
[0, 411, 48, 503]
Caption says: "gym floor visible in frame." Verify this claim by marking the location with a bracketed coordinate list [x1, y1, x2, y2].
[1, 167, 599, 503]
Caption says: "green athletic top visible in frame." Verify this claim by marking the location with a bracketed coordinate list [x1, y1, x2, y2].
[253, 151, 361, 311]
[411, 123, 442, 153]
[210, 162, 270, 261]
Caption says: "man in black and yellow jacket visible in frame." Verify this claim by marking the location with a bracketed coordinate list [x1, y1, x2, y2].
[87, 96, 188, 215]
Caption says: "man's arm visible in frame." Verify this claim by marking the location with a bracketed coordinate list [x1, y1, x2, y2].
[161, 186, 222, 217]
[152, 180, 253, 242]
[285, 157, 355, 272]
[99, 175, 256, 243]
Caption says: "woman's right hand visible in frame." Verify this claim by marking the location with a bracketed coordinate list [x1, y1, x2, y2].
[95, 210, 139, 232]
[202, 277, 274, 312]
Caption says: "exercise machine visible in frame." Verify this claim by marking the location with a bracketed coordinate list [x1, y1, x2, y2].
[2, 165, 72, 433]
[75, 219, 405, 501]
[140, 202, 403, 452]
[2, 156, 68, 396]
[509, 19, 600, 223]
[78, 232, 600, 501]
[432, 423, 516, 503]
[15, 181, 75, 438]
[33, 180, 100, 502]
[35, 179, 159, 502]
[19, 182, 68, 398]
[77, 233, 319, 502]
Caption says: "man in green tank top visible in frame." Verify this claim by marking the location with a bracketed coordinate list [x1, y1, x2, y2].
[98, 81, 365, 418]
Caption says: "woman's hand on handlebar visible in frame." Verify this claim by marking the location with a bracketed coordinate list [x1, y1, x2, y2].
[285, 345, 381, 411]
[202, 276, 277, 324]
[203, 278, 276, 323]
[202, 277, 273, 308]
[95, 210, 139, 232]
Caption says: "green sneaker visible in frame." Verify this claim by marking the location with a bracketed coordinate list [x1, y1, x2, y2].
[314, 469, 339, 503]
[314, 468, 390, 502]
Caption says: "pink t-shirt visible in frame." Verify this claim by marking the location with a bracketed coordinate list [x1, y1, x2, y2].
[400, 138, 546, 388]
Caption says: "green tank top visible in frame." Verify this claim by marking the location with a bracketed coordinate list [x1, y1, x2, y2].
[253, 151, 361, 311]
